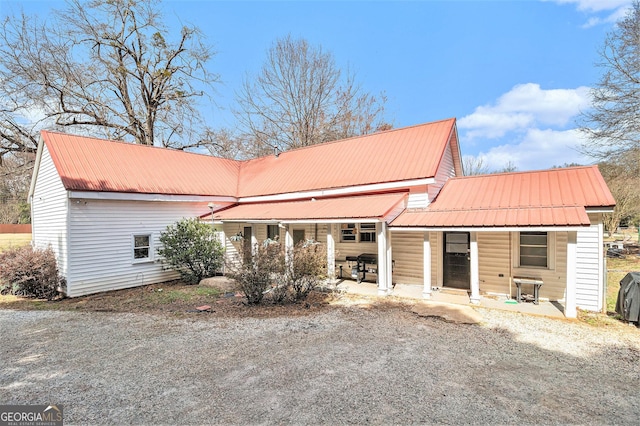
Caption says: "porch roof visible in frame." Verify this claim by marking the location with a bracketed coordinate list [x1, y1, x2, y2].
[211, 192, 407, 222]
[391, 206, 591, 228]
[391, 166, 614, 228]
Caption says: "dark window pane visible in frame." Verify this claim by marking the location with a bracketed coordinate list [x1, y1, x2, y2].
[134, 248, 149, 259]
[134, 235, 150, 248]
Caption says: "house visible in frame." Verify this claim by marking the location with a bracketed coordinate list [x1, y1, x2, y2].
[29, 118, 615, 317]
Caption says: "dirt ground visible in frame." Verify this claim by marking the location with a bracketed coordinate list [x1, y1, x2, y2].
[1, 285, 640, 425]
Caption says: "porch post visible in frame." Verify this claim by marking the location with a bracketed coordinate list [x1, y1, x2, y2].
[284, 224, 294, 269]
[377, 222, 389, 295]
[250, 224, 258, 255]
[386, 226, 393, 292]
[470, 231, 480, 304]
[565, 231, 578, 318]
[327, 224, 335, 280]
[423, 231, 432, 299]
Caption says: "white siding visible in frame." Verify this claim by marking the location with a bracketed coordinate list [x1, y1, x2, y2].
[428, 140, 455, 201]
[32, 145, 69, 277]
[391, 231, 423, 285]
[67, 199, 209, 297]
[575, 214, 604, 311]
[407, 191, 429, 209]
[222, 222, 249, 267]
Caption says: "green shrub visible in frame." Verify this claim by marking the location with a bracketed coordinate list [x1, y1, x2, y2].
[157, 218, 225, 285]
[0, 246, 63, 300]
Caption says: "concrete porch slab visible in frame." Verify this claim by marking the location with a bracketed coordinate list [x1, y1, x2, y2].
[335, 280, 567, 319]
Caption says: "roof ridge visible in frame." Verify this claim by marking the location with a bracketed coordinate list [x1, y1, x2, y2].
[41, 130, 242, 164]
[455, 165, 598, 180]
[422, 204, 584, 212]
[239, 118, 457, 164]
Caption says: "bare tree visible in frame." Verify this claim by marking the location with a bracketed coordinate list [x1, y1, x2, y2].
[598, 153, 640, 236]
[0, 153, 33, 224]
[462, 155, 491, 175]
[580, 1, 640, 162]
[493, 161, 518, 174]
[235, 35, 388, 156]
[0, 0, 217, 160]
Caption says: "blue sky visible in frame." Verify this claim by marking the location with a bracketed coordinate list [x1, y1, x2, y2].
[0, 0, 633, 170]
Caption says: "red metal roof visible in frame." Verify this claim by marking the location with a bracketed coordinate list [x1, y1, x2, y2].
[42, 131, 240, 196]
[41, 118, 459, 198]
[213, 193, 408, 221]
[236, 118, 458, 197]
[391, 166, 615, 228]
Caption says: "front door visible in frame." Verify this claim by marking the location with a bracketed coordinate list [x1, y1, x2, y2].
[443, 232, 470, 289]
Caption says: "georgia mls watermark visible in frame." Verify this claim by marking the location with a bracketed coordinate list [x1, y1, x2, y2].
[0, 405, 63, 426]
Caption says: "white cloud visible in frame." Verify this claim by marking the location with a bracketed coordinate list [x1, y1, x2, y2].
[544, 0, 632, 27]
[473, 128, 593, 171]
[458, 83, 591, 140]
[548, 0, 631, 13]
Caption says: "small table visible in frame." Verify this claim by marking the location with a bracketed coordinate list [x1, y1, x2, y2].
[513, 277, 543, 305]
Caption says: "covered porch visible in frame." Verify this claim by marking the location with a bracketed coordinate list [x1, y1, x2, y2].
[336, 279, 567, 319]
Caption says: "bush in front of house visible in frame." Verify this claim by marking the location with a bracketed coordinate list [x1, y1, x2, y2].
[227, 240, 326, 305]
[157, 218, 225, 285]
[227, 242, 285, 304]
[0, 245, 63, 300]
[288, 241, 327, 301]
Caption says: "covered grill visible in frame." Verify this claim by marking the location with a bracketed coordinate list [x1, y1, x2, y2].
[615, 272, 640, 323]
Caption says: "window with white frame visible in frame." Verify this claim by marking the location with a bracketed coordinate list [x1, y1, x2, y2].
[519, 232, 548, 268]
[133, 234, 151, 261]
[359, 223, 376, 242]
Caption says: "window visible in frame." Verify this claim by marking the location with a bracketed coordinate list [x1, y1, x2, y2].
[133, 234, 151, 261]
[359, 223, 376, 242]
[340, 223, 357, 242]
[519, 232, 547, 268]
[267, 224, 280, 241]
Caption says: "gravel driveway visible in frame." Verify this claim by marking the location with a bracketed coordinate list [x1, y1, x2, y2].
[1, 305, 639, 425]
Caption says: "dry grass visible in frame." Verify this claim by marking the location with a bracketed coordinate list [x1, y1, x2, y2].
[0, 233, 31, 251]
[0, 279, 341, 319]
[603, 255, 640, 328]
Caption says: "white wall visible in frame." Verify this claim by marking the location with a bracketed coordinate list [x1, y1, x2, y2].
[31, 145, 69, 278]
[575, 214, 604, 311]
[428, 139, 456, 202]
[66, 199, 209, 296]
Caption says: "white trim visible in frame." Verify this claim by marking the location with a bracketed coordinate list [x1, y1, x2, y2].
[565, 231, 578, 318]
[28, 135, 45, 202]
[222, 218, 385, 224]
[69, 191, 237, 203]
[327, 224, 335, 279]
[469, 232, 480, 304]
[597, 220, 605, 312]
[389, 226, 589, 232]
[585, 207, 615, 213]
[132, 233, 153, 264]
[238, 178, 435, 203]
[423, 232, 432, 299]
